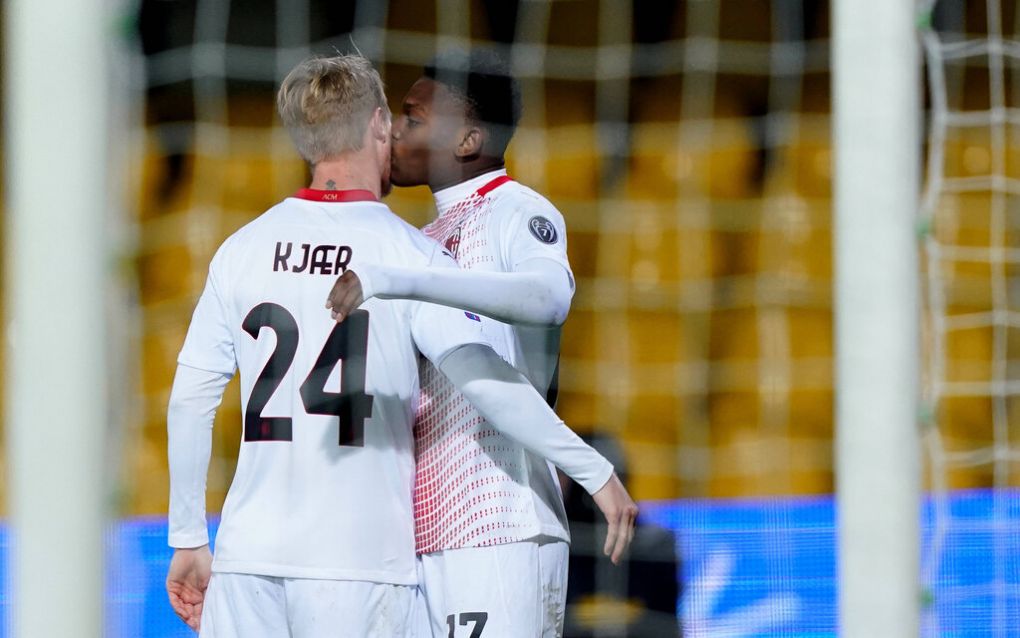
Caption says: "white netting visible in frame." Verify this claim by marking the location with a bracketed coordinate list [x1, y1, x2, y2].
[134, 0, 838, 518]
[919, 0, 1020, 635]
[131, 4, 830, 635]
[113, 0, 1015, 635]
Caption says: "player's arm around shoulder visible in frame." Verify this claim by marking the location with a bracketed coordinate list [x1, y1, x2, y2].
[323, 229, 446, 323]
[325, 201, 575, 326]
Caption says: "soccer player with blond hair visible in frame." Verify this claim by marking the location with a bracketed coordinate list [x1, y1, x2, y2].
[166, 53, 631, 637]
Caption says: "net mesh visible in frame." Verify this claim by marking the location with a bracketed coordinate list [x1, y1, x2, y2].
[111, 0, 1018, 635]
[133, 0, 837, 514]
[919, 0, 1020, 634]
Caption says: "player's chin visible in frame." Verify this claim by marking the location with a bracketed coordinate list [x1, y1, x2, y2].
[389, 158, 424, 187]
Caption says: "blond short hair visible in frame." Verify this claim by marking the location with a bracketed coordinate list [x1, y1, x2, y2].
[277, 55, 387, 164]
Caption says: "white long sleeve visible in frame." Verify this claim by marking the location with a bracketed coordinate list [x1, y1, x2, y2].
[167, 363, 232, 548]
[358, 257, 572, 326]
[438, 343, 614, 494]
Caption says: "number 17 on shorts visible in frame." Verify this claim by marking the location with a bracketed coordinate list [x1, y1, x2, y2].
[446, 612, 488, 637]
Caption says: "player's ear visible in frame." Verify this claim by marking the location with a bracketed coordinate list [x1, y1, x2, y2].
[455, 125, 484, 159]
[370, 107, 390, 142]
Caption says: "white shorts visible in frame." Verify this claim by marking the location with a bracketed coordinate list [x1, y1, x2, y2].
[414, 540, 569, 638]
[199, 572, 415, 638]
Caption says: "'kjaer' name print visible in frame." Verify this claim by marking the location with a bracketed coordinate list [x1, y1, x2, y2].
[273, 242, 353, 275]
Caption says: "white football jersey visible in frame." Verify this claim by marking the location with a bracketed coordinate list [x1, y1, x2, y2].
[414, 170, 576, 553]
[175, 189, 491, 584]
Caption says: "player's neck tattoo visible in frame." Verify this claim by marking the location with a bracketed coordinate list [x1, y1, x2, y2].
[326, 179, 337, 190]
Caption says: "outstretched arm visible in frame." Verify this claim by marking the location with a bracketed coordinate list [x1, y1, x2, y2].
[438, 343, 638, 563]
[326, 257, 572, 327]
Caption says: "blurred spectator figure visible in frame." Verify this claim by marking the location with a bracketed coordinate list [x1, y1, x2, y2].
[561, 434, 682, 637]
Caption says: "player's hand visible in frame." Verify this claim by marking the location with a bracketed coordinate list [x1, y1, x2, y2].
[166, 545, 213, 631]
[325, 270, 365, 322]
[591, 473, 639, 565]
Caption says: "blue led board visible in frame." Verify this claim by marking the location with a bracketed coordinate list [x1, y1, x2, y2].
[0, 490, 1016, 636]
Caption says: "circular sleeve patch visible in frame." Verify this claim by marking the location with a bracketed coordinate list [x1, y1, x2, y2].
[528, 216, 559, 244]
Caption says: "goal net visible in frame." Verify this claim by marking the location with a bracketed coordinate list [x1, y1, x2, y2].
[919, 0, 1020, 634]
[8, 0, 1009, 635]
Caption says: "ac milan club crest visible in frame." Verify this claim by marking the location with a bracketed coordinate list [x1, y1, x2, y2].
[528, 216, 558, 244]
[444, 226, 462, 258]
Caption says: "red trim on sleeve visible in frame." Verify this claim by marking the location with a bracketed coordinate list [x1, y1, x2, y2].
[475, 175, 513, 198]
[294, 188, 379, 202]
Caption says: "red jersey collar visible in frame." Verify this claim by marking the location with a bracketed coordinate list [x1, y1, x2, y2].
[294, 188, 379, 203]
[432, 171, 514, 211]
[475, 175, 513, 197]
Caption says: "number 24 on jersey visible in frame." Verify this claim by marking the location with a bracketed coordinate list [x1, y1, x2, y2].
[242, 304, 374, 446]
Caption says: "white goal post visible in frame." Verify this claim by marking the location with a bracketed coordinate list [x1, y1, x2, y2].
[3, 0, 118, 635]
[833, 0, 921, 636]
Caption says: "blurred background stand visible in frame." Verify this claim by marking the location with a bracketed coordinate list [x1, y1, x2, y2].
[561, 435, 682, 638]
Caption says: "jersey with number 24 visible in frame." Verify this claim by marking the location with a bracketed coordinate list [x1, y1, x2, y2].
[174, 190, 491, 584]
